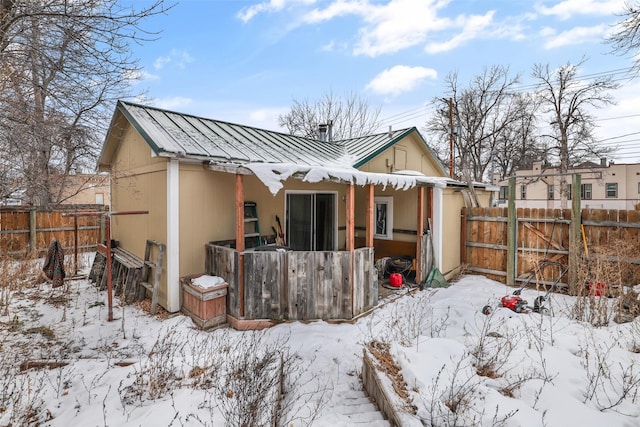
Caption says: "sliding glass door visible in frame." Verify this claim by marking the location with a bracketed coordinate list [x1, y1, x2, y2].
[286, 192, 336, 251]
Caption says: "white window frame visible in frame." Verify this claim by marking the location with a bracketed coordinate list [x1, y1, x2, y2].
[606, 183, 618, 198]
[374, 196, 393, 240]
[498, 186, 508, 200]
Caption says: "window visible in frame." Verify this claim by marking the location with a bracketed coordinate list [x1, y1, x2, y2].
[374, 196, 393, 240]
[95, 193, 104, 204]
[520, 185, 526, 200]
[567, 184, 571, 200]
[606, 183, 618, 198]
[638, 182, 640, 194]
[547, 184, 554, 200]
[498, 186, 508, 200]
[582, 184, 592, 200]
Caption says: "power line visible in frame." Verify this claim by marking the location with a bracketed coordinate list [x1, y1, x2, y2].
[597, 113, 640, 122]
[598, 131, 640, 142]
[376, 65, 640, 134]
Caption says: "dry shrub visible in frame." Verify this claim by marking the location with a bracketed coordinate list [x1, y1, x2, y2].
[0, 252, 42, 317]
[573, 236, 640, 326]
[367, 340, 417, 414]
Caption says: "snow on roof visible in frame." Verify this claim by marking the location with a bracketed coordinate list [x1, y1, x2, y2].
[243, 162, 451, 195]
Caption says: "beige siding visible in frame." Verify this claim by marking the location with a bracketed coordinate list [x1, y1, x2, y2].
[441, 188, 465, 275]
[358, 133, 446, 176]
[179, 166, 236, 277]
[109, 124, 169, 305]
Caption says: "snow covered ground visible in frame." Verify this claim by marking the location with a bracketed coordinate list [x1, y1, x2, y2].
[1, 253, 640, 426]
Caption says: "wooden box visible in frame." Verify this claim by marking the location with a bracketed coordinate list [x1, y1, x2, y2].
[180, 274, 228, 329]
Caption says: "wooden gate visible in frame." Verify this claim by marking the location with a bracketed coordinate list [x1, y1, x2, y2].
[463, 207, 640, 291]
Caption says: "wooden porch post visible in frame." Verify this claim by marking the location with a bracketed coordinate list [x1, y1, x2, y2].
[416, 186, 425, 281]
[346, 183, 355, 315]
[235, 174, 245, 317]
[366, 184, 374, 248]
[346, 184, 355, 251]
[427, 187, 433, 225]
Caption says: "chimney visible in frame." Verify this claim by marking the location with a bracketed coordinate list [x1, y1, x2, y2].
[318, 124, 328, 142]
[600, 157, 607, 167]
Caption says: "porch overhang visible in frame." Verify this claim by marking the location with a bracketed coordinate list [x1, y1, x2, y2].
[206, 160, 452, 195]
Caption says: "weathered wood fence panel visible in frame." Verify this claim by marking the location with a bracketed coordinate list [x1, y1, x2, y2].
[244, 250, 288, 320]
[0, 205, 105, 256]
[353, 247, 375, 316]
[287, 251, 351, 320]
[206, 244, 374, 321]
[464, 207, 640, 289]
[205, 244, 238, 316]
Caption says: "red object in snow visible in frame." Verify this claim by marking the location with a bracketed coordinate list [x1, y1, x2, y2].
[389, 273, 403, 288]
[588, 281, 607, 296]
[501, 294, 528, 313]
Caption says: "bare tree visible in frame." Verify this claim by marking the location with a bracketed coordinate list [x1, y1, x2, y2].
[278, 91, 381, 140]
[531, 59, 618, 208]
[607, 1, 640, 73]
[426, 66, 537, 183]
[0, 0, 170, 205]
[492, 93, 544, 182]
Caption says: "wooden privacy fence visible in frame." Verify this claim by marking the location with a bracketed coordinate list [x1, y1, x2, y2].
[463, 207, 640, 291]
[0, 205, 106, 257]
[205, 243, 376, 321]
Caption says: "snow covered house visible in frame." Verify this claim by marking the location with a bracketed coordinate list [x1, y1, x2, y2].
[98, 101, 492, 325]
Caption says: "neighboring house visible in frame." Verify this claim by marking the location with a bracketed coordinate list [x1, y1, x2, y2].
[495, 160, 640, 210]
[53, 173, 111, 206]
[1, 174, 110, 207]
[98, 101, 492, 321]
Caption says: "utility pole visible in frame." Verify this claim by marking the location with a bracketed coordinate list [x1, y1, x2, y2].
[447, 98, 454, 178]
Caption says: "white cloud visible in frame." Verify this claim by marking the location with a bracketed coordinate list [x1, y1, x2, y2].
[353, 0, 452, 57]
[303, 0, 501, 57]
[237, 0, 317, 23]
[535, 0, 625, 20]
[153, 97, 193, 111]
[248, 107, 289, 128]
[543, 24, 608, 49]
[303, 0, 372, 24]
[321, 39, 348, 52]
[425, 11, 495, 54]
[366, 65, 437, 96]
[123, 69, 159, 84]
[153, 49, 194, 70]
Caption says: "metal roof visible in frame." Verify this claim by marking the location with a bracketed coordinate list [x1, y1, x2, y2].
[112, 101, 448, 173]
[117, 101, 349, 166]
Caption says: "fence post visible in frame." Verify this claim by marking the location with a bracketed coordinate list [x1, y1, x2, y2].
[506, 177, 516, 286]
[29, 208, 37, 257]
[100, 211, 106, 244]
[460, 207, 467, 264]
[569, 173, 582, 294]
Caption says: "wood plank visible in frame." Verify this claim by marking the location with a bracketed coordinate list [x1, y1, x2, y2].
[366, 184, 374, 247]
[346, 184, 355, 252]
[522, 222, 565, 251]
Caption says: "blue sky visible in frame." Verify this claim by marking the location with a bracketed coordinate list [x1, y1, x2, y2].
[128, 0, 640, 162]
